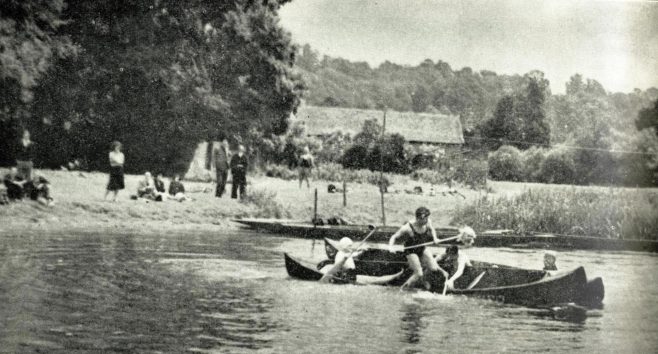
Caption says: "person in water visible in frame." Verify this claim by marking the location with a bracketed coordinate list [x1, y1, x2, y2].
[543, 250, 558, 271]
[388, 207, 449, 290]
[319, 237, 363, 282]
[436, 245, 472, 290]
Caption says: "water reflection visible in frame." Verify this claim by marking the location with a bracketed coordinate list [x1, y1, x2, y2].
[400, 303, 426, 345]
[0, 231, 280, 352]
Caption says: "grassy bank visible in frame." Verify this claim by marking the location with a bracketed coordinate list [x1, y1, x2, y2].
[451, 184, 658, 240]
[2, 169, 656, 241]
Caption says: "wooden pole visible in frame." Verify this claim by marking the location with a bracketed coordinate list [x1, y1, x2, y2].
[343, 179, 347, 207]
[313, 188, 318, 224]
[380, 110, 387, 226]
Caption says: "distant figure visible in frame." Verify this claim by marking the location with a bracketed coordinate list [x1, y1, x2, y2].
[436, 245, 472, 290]
[388, 207, 449, 290]
[168, 174, 189, 202]
[154, 173, 166, 194]
[28, 175, 54, 206]
[105, 141, 125, 202]
[213, 139, 230, 198]
[3, 166, 27, 200]
[16, 129, 35, 181]
[230, 145, 248, 199]
[137, 172, 161, 201]
[543, 250, 558, 271]
[298, 146, 315, 188]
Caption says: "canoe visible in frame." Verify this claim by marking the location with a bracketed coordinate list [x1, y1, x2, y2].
[235, 218, 658, 252]
[323, 238, 604, 308]
[234, 218, 459, 243]
[284, 253, 403, 285]
[284, 252, 591, 309]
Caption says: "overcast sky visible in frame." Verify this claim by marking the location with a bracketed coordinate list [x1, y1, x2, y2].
[279, 0, 658, 94]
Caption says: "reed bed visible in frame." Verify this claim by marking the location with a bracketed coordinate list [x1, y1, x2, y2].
[451, 187, 658, 240]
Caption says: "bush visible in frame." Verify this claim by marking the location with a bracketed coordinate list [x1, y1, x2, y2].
[488, 145, 524, 181]
[342, 145, 369, 169]
[454, 159, 488, 188]
[522, 147, 547, 182]
[240, 188, 291, 219]
[539, 148, 576, 184]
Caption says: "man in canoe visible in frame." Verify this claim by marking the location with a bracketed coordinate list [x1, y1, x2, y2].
[436, 245, 472, 290]
[388, 207, 449, 290]
[543, 250, 558, 271]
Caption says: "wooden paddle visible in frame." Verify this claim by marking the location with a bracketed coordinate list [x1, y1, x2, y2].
[466, 271, 486, 290]
[319, 225, 376, 283]
[401, 234, 462, 251]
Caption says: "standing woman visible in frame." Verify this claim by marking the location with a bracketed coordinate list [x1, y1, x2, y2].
[16, 129, 36, 181]
[105, 141, 125, 202]
[298, 146, 315, 188]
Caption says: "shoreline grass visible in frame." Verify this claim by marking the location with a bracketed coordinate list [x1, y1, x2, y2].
[451, 185, 658, 240]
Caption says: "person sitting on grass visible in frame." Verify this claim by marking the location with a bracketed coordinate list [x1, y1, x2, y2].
[27, 175, 55, 206]
[136, 172, 161, 201]
[154, 173, 166, 194]
[168, 174, 190, 202]
[3, 167, 27, 201]
[435, 245, 472, 290]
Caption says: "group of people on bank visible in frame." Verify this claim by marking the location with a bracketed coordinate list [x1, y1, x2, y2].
[105, 139, 250, 202]
[1, 130, 54, 206]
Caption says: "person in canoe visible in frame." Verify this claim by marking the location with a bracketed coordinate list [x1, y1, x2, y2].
[318, 237, 363, 282]
[543, 250, 558, 271]
[435, 245, 472, 290]
[388, 207, 449, 290]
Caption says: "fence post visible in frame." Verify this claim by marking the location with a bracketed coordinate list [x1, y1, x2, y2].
[314, 188, 318, 223]
[343, 180, 347, 207]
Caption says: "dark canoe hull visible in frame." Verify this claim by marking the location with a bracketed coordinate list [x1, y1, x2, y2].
[234, 218, 458, 243]
[324, 238, 604, 308]
[284, 253, 590, 308]
[235, 218, 658, 252]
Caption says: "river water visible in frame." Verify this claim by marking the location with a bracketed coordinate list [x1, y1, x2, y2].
[0, 229, 656, 353]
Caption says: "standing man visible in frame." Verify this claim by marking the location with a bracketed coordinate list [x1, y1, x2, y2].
[230, 145, 248, 199]
[213, 139, 230, 198]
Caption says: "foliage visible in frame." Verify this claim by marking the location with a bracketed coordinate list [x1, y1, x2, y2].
[538, 148, 576, 184]
[240, 188, 291, 219]
[488, 145, 524, 181]
[0, 0, 304, 175]
[451, 187, 658, 241]
[479, 75, 550, 150]
[340, 119, 408, 173]
[636, 99, 658, 134]
[521, 147, 547, 182]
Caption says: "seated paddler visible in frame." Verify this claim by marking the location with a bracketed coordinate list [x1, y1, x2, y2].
[319, 237, 363, 282]
[436, 245, 472, 290]
[388, 207, 449, 290]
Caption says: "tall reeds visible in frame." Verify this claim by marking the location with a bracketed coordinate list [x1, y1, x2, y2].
[451, 187, 658, 240]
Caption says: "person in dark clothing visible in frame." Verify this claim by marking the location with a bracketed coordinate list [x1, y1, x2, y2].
[168, 174, 189, 202]
[213, 139, 230, 197]
[388, 207, 449, 290]
[230, 145, 248, 199]
[154, 173, 166, 194]
[27, 175, 54, 206]
[16, 129, 36, 181]
[4, 167, 27, 200]
[543, 251, 558, 271]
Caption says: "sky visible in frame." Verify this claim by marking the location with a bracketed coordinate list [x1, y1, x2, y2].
[279, 0, 658, 94]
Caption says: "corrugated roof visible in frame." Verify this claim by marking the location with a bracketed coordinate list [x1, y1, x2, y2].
[293, 105, 464, 144]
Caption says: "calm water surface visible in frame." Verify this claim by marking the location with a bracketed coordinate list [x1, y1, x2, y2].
[0, 229, 657, 353]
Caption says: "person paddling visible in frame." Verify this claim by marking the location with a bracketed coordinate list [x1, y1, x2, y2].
[436, 245, 472, 291]
[388, 207, 449, 290]
[543, 250, 558, 271]
[319, 237, 363, 282]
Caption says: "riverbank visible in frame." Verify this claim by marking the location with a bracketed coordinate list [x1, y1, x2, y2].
[1, 169, 655, 239]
